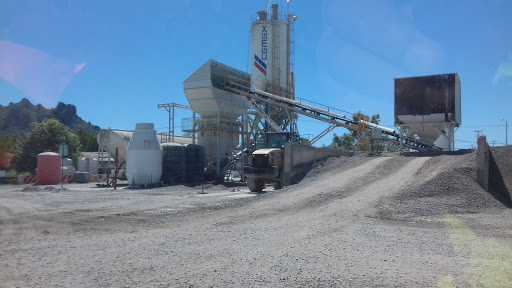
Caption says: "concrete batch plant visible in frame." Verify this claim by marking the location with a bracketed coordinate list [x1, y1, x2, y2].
[95, 2, 463, 185]
[183, 3, 298, 179]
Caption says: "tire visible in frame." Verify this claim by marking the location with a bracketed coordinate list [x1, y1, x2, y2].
[272, 172, 287, 190]
[247, 177, 265, 192]
[271, 180, 282, 190]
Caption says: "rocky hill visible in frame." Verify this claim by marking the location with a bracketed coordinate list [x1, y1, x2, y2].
[0, 98, 100, 136]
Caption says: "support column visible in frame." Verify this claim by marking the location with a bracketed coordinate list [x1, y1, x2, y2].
[476, 136, 489, 191]
[192, 112, 196, 145]
[216, 110, 221, 178]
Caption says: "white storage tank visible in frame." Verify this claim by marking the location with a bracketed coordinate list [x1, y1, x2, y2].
[88, 158, 98, 174]
[77, 157, 89, 172]
[126, 123, 162, 186]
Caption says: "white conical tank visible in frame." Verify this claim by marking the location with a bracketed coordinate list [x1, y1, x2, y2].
[126, 123, 162, 186]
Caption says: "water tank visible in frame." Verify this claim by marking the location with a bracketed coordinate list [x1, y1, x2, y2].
[88, 158, 98, 174]
[126, 123, 162, 186]
[77, 157, 89, 172]
[36, 152, 62, 185]
[185, 144, 205, 185]
[161, 143, 186, 184]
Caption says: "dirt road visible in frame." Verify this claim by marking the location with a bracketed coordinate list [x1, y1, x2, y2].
[1, 155, 511, 287]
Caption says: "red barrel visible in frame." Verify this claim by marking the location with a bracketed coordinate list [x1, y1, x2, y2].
[36, 152, 62, 185]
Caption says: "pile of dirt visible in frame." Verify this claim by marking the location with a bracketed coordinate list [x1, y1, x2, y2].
[19, 186, 70, 192]
[294, 155, 370, 186]
[20, 186, 42, 192]
[378, 151, 509, 219]
[490, 145, 512, 192]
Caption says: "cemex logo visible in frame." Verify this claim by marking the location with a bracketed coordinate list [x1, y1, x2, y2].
[254, 54, 267, 76]
[254, 25, 268, 76]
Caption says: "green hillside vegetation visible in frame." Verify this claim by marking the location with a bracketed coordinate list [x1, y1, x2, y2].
[0, 99, 101, 172]
[0, 98, 100, 137]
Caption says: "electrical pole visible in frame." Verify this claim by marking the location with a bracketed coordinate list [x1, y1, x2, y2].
[474, 130, 483, 137]
[502, 119, 508, 146]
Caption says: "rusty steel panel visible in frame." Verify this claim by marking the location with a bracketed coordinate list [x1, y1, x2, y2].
[394, 73, 461, 125]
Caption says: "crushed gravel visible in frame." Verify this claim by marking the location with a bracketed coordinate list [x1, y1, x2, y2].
[490, 145, 512, 193]
[2, 148, 512, 287]
[378, 150, 511, 220]
[20, 185, 42, 192]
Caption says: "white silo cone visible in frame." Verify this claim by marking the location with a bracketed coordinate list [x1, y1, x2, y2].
[126, 123, 163, 186]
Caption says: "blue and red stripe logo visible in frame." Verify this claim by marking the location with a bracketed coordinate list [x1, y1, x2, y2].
[254, 54, 267, 76]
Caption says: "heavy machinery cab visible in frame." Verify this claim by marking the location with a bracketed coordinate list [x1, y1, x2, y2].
[244, 132, 299, 192]
[251, 148, 283, 170]
[255, 131, 300, 150]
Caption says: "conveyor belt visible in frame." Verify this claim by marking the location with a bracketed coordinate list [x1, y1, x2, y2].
[223, 81, 440, 152]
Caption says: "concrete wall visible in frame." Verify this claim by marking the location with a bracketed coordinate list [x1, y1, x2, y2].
[476, 136, 490, 191]
[477, 136, 511, 207]
[283, 143, 351, 186]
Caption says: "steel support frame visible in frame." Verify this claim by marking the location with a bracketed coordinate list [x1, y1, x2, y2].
[311, 124, 337, 145]
[157, 103, 193, 143]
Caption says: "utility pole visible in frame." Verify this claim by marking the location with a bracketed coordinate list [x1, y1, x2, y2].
[491, 140, 496, 147]
[502, 119, 508, 146]
[474, 130, 483, 137]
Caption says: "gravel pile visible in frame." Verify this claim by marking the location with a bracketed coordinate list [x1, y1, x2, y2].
[490, 145, 512, 193]
[19, 186, 69, 192]
[294, 155, 371, 186]
[20, 185, 42, 192]
[378, 150, 510, 219]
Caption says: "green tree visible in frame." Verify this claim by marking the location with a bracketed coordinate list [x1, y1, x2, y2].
[0, 136, 15, 152]
[75, 129, 98, 152]
[10, 119, 81, 173]
[349, 111, 381, 137]
[371, 114, 381, 125]
[332, 133, 341, 146]
[332, 133, 355, 150]
[341, 133, 355, 148]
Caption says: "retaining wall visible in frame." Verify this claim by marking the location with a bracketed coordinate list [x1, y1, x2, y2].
[283, 143, 351, 186]
[477, 136, 511, 207]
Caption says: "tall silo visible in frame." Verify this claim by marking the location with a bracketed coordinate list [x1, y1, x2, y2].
[251, 4, 294, 98]
[251, 4, 297, 133]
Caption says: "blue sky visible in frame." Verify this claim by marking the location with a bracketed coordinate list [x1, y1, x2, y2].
[1, 0, 511, 148]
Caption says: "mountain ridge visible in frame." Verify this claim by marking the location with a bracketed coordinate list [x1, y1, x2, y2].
[0, 98, 100, 137]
